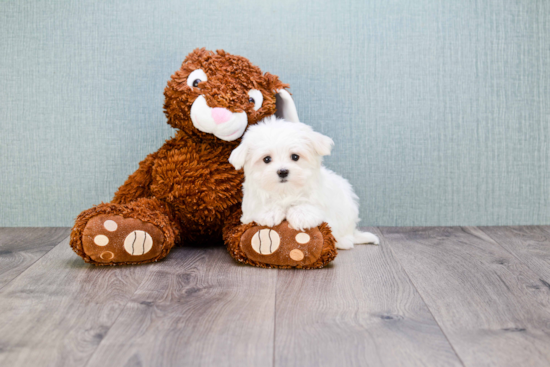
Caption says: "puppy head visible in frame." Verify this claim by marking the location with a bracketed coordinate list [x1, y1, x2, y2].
[229, 116, 334, 192]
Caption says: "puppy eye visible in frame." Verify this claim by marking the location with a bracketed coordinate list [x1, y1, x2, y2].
[187, 69, 208, 88]
[291, 154, 299, 161]
[263, 156, 272, 164]
[248, 89, 263, 111]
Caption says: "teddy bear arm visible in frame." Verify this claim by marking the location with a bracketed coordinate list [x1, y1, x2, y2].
[112, 153, 157, 204]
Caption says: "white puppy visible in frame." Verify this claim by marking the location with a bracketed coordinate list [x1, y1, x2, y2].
[229, 116, 379, 249]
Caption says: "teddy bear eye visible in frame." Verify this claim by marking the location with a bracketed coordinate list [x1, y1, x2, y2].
[263, 156, 272, 164]
[187, 69, 208, 88]
[248, 89, 263, 111]
[291, 154, 299, 161]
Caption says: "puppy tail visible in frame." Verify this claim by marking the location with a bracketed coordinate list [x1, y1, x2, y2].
[353, 230, 380, 245]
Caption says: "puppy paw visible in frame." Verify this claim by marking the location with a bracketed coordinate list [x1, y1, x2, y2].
[286, 205, 324, 231]
[254, 209, 286, 228]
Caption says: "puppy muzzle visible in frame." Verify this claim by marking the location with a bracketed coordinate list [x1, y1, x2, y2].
[277, 169, 289, 183]
[277, 169, 289, 178]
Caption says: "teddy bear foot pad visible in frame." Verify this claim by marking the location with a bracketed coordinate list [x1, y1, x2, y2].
[82, 214, 165, 265]
[240, 221, 329, 268]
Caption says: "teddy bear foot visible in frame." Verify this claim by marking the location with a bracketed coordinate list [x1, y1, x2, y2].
[229, 221, 338, 269]
[80, 214, 167, 265]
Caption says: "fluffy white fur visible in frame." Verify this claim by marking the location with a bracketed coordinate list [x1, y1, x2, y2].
[229, 116, 379, 249]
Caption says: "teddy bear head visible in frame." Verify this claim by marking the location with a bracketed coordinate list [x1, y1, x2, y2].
[164, 48, 298, 143]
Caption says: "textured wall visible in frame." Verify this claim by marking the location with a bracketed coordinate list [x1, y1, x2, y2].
[1, 0, 549, 227]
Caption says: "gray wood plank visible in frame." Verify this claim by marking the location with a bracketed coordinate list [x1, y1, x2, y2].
[85, 246, 277, 367]
[380, 226, 550, 367]
[480, 226, 550, 283]
[274, 228, 462, 367]
[0, 237, 152, 367]
[0, 227, 70, 289]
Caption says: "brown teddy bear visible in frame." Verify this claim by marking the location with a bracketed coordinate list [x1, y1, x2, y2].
[70, 48, 337, 269]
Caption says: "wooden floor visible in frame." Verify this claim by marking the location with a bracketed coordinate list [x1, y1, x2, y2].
[0, 227, 549, 366]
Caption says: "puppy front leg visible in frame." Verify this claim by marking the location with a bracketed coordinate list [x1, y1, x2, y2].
[287, 204, 325, 231]
[251, 206, 286, 228]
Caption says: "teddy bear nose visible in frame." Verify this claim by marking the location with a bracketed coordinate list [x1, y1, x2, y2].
[277, 169, 289, 178]
[211, 108, 232, 124]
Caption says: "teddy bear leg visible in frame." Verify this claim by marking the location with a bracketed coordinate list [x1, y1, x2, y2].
[223, 211, 338, 269]
[70, 198, 180, 266]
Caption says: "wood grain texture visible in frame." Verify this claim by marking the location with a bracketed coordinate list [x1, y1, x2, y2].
[85, 246, 277, 367]
[380, 226, 550, 367]
[0, 227, 70, 289]
[480, 226, 550, 283]
[0, 236, 152, 367]
[273, 228, 462, 367]
[2, 226, 550, 366]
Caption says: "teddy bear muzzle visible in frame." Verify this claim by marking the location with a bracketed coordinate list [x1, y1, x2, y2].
[190, 95, 248, 141]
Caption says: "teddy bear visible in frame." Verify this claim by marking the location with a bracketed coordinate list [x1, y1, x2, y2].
[70, 48, 337, 269]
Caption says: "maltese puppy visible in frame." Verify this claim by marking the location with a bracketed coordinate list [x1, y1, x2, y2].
[228, 116, 379, 249]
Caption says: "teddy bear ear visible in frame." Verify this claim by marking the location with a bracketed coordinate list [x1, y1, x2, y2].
[275, 89, 299, 122]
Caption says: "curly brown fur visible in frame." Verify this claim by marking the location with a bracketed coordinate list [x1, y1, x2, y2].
[223, 210, 338, 269]
[107, 49, 289, 245]
[71, 198, 180, 265]
[70, 48, 337, 269]
[164, 48, 288, 142]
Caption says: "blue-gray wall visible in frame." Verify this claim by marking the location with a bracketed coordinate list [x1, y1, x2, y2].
[1, 0, 549, 227]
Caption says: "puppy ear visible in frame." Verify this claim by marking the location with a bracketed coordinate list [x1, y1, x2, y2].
[228, 143, 248, 170]
[275, 89, 299, 122]
[311, 132, 334, 156]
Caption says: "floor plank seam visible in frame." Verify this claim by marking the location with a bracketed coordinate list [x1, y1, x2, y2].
[81, 264, 154, 367]
[0, 231, 71, 293]
[477, 226, 550, 284]
[539, 226, 550, 237]
[5, 227, 548, 366]
[272, 270, 278, 367]
[377, 227, 467, 367]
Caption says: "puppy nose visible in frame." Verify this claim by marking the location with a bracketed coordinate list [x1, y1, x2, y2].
[277, 169, 289, 178]
[211, 108, 232, 124]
